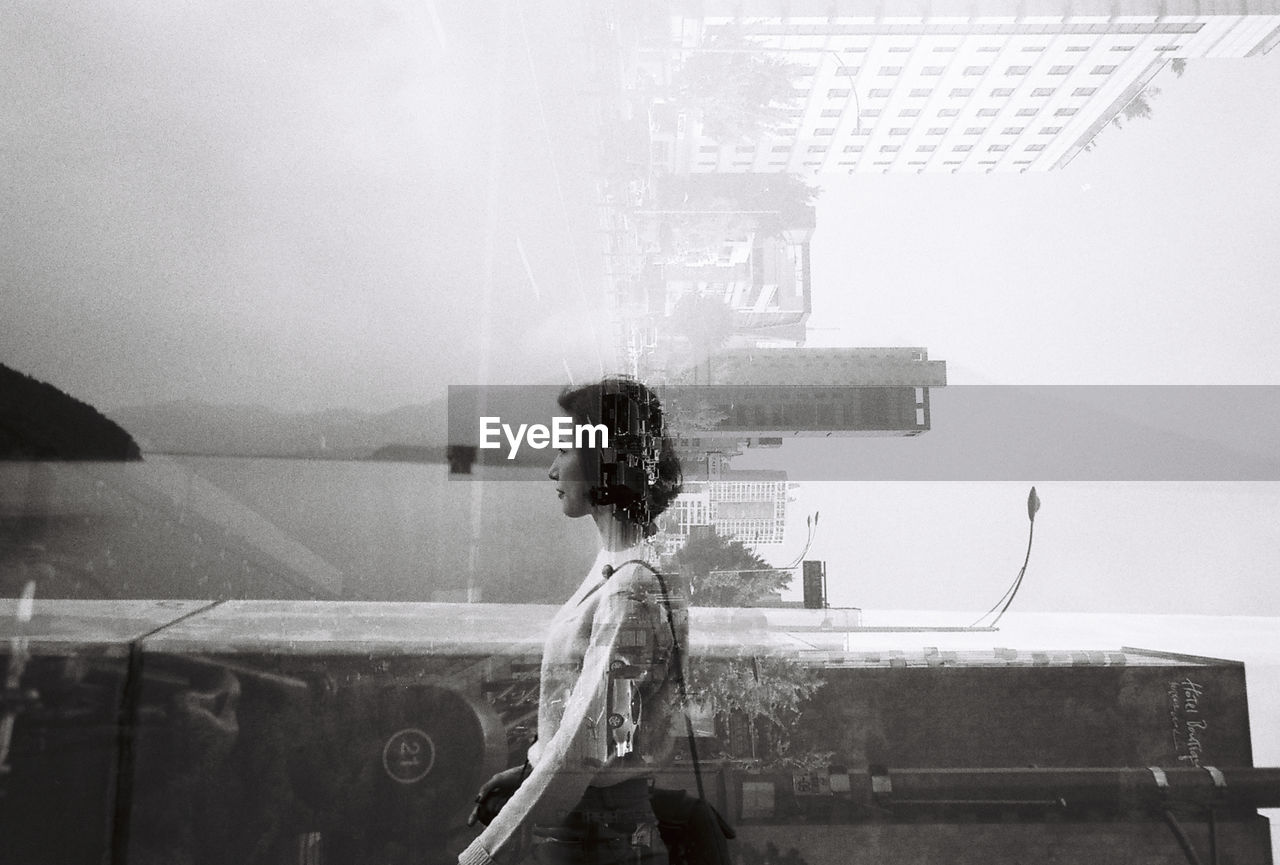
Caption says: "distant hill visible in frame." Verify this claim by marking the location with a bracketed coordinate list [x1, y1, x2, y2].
[111, 398, 448, 458]
[0, 364, 142, 461]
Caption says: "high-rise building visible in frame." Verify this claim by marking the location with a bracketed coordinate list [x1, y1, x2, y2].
[668, 346, 946, 436]
[706, 346, 947, 387]
[651, 0, 1280, 174]
[655, 207, 815, 346]
[659, 465, 790, 551]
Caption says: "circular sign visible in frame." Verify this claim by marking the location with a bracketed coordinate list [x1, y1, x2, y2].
[382, 728, 436, 785]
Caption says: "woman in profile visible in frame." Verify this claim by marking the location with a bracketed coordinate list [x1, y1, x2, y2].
[461, 378, 683, 865]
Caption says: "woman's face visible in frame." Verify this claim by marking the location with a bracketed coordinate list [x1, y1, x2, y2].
[548, 446, 594, 519]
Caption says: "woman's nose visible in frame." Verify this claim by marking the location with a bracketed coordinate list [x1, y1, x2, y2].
[548, 456, 559, 480]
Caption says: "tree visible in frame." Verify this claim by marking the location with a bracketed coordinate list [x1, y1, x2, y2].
[671, 23, 804, 144]
[652, 173, 820, 240]
[671, 527, 789, 606]
[1121, 87, 1159, 123]
[667, 529, 825, 764]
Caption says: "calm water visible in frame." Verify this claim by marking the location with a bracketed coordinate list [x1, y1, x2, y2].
[0, 455, 599, 602]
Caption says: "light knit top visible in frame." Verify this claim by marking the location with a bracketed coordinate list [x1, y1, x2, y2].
[459, 546, 681, 865]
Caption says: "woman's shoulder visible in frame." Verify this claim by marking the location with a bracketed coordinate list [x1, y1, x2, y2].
[602, 559, 669, 605]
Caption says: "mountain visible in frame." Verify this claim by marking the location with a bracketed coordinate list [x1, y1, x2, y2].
[0, 364, 142, 461]
[109, 399, 448, 458]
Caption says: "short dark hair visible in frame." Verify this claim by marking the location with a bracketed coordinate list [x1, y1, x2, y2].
[557, 377, 683, 526]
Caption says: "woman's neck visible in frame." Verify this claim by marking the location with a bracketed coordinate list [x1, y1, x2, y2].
[593, 508, 642, 553]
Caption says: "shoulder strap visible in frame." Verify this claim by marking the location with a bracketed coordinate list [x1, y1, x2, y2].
[611, 559, 706, 802]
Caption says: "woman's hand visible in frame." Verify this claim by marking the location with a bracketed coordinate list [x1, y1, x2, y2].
[467, 764, 528, 827]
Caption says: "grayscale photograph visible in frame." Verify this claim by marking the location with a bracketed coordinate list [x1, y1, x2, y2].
[3, 1, 1280, 863]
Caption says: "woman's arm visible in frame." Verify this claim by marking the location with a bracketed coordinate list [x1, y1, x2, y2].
[459, 568, 664, 865]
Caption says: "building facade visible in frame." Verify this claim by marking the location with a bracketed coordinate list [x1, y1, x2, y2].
[653, 0, 1280, 174]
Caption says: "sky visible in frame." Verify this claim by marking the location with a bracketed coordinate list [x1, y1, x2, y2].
[3, 2, 1280, 612]
[3, 4, 1279, 412]
[0, 0, 614, 413]
[805, 53, 1280, 386]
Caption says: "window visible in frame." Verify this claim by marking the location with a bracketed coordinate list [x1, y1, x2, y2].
[1054, 107, 1078, 116]
[869, 88, 893, 98]
[1111, 45, 1135, 52]
[953, 144, 973, 152]
[921, 66, 946, 76]
[926, 127, 947, 135]
[1015, 107, 1037, 117]
[851, 127, 871, 135]
[991, 88, 1014, 97]
[899, 108, 921, 117]
[802, 160, 821, 166]
[1002, 126, 1024, 134]
[1156, 45, 1182, 51]
[880, 144, 900, 152]
[1006, 65, 1031, 75]
[699, 145, 718, 153]
[949, 88, 974, 97]
[988, 144, 1008, 152]
[861, 109, 881, 118]
[963, 66, 989, 75]
[1031, 88, 1056, 97]
[837, 161, 856, 166]
[1049, 65, 1074, 75]
[1039, 126, 1062, 134]
[835, 65, 860, 75]
[786, 109, 805, 118]
[909, 88, 932, 97]
[888, 46, 911, 53]
[977, 108, 999, 117]
[820, 108, 843, 117]
[917, 144, 936, 152]
[1026, 143, 1046, 151]
[771, 145, 791, 152]
[964, 126, 986, 135]
[1092, 65, 1117, 74]
[1021, 45, 1046, 52]
[1072, 87, 1097, 97]
[1014, 159, 1033, 164]
[932, 46, 956, 52]
[828, 88, 851, 98]
[977, 46, 1000, 53]
[878, 66, 902, 75]
[889, 127, 911, 135]
[735, 145, 754, 153]
[939, 108, 960, 117]
[807, 144, 828, 153]
[814, 127, 836, 135]
[842, 145, 863, 152]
